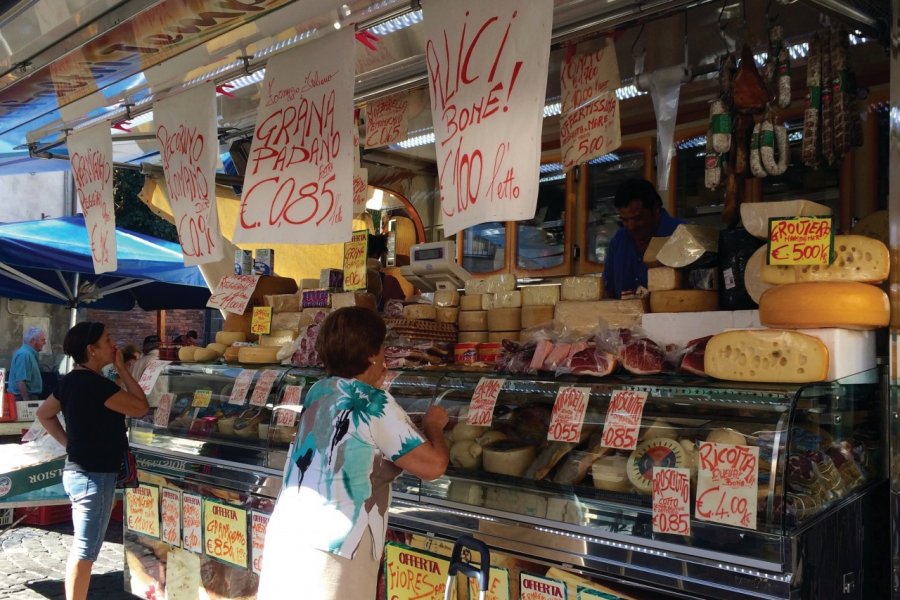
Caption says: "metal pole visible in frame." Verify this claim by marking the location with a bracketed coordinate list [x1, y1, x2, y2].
[64, 272, 78, 374]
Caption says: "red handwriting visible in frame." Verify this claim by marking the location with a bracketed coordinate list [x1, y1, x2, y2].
[90, 222, 111, 266]
[696, 485, 753, 528]
[366, 94, 408, 147]
[71, 149, 111, 190]
[654, 468, 690, 503]
[698, 442, 757, 487]
[769, 218, 831, 243]
[561, 47, 615, 109]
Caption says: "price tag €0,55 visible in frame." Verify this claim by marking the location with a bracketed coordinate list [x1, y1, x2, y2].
[547, 386, 590, 443]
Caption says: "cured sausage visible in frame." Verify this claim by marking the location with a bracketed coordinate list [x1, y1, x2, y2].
[750, 121, 767, 178]
[820, 28, 835, 165]
[710, 99, 732, 153]
[761, 120, 789, 176]
[705, 129, 722, 190]
[802, 33, 821, 168]
[733, 44, 771, 113]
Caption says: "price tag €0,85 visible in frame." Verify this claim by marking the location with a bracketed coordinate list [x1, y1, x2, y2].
[600, 389, 648, 450]
[547, 386, 590, 443]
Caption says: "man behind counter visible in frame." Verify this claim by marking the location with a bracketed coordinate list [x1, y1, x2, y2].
[604, 178, 685, 299]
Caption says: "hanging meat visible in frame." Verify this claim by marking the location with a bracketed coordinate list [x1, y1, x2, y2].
[733, 44, 772, 113]
[802, 33, 822, 168]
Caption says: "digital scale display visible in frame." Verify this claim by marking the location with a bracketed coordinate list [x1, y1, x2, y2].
[413, 247, 444, 261]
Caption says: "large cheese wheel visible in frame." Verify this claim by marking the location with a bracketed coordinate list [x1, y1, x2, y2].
[758, 281, 889, 329]
[760, 235, 890, 284]
[704, 329, 829, 383]
[193, 348, 220, 362]
[458, 331, 489, 343]
[649, 290, 718, 313]
[459, 295, 483, 311]
[521, 305, 555, 329]
[482, 441, 536, 477]
[178, 347, 197, 362]
[626, 438, 687, 494]
[487, 307, 521, 331]
[435, 307, 460, 323]
[216, 331, 248, 345]
[403, 304, 437, 320]
[458, 310, 488, 331]
[238, 346, 280, 364]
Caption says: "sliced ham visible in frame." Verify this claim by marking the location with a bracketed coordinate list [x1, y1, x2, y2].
[543, 342, 572, 371]
[530, 339, 555, 372]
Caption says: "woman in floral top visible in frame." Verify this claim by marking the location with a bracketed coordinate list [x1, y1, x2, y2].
[258, 307, 449, 599]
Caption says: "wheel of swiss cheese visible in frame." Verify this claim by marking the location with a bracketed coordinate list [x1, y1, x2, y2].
[758, 281, 889, 329]
[626, 438, 687, 494]
[760, 235, 889, 284]
[704, 329, 829, 383]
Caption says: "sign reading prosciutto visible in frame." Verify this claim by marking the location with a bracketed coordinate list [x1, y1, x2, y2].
[68, 122, 116, 273]
[154, 82, 225, 265]
[234, 27, 356, 245]
[421, 0, 553, 236]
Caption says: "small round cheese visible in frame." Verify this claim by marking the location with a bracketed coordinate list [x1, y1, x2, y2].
[206, 343, 228, 356]
[592, 454, 632, 493]
[223, 346, 241, 363]
[482, 441, 536, 477]
[216, 331, 248, 346]
[192, 348, 219, 362]
[178, 347, 196, 362]
[626, 438, 687, 494]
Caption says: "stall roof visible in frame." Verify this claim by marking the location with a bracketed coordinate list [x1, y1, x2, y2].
[0, 215, 210, 310]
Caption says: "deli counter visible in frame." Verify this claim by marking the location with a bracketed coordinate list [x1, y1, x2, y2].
[124, 362, 888, 599]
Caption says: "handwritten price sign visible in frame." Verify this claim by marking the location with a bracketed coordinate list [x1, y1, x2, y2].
[234, 27, 355, 245]
[601, 389, 647, 450]
[520, 572, 567, 600]
[343, 230, 369, 291]
[181, 493, 203, 553]
[384, 543, 450, 600]
[250, 369, 280, 406]
[68, 122, 117, 274]
[154, 392, 174, 427]
[207, 274, 260, 315]
[250, 511, 270, 575]
[767, 216, 834, 266]
[161, 488, 182, 547]
[138, 359, 169, 395]
[203, 498, 248, 568]
[276, 383, 304, 426]
[466, 378, 505, 427]
[229, 370, 256, 405]
[192, 389, 212, 408]
[125, 484, 160, 539]
[422, 0, 553, 236]
[365, 91, 411, 148]
[251, 306, 273, 335]
[652, 467, 691, 536]
[547, 386, 590, 443]
[353, 167, 368, 211]
[695, 442, 759, 530]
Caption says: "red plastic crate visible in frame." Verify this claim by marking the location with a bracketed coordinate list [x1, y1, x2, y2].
[110, 499, 124, 522]
[15, 504, 71, 526]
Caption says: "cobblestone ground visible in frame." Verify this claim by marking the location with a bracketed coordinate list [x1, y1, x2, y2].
[0, 516, 135, 599]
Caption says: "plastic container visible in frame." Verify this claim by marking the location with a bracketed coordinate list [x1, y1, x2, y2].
[454, 343, 478, 365]
[476, 342, 502, 364]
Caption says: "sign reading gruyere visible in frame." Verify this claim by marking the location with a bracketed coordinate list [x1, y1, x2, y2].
[652, 467, 691, 536]
[182, 493, 203, 553]
[207, 274, 260, 315]
[384, 543, 450, 600]
[601, 390, 647, 450]
[520, 572, 567, 600]
[161, 487, 182, 547]
[203, 499, 248, 569]
[695, 442, 759, 530]
[250, 511, 270, 575]
[251, 306, 273, 335]
[767, 216, 834, 266]
[126, 484, 160, 539]
[547, 386, 590, 443]
[342, 230, 369, 291]
[466, 378, 506, 427]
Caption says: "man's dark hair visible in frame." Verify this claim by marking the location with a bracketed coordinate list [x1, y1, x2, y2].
[367, 234, 388, 259]
[187, 330, 198, 339]
[613, 179, 662, 211]
[142, 335, 161, 353]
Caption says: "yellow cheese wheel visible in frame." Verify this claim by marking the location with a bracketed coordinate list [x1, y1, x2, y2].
[521, 305, 555, 329]
[435, 306, 460, 323]
[206, 343, 228, 356]
[459, 294, 483, 311]
[458, 310, 488, 331]
[193, 348, 220, 362]
[760, 235, 890, 284]
[649, 289, 718, 313]
[704, 329, 829, 383]
[223, 345, 241, 363]
[216, 331, 248, 345]
[487, 307, 522, 331]
[178, 347, 197, 362]
[458, 331, 489, 343]
[758, 281, 889, 329]
[238, 346, 280, 364]
[591, 455, 632, 492]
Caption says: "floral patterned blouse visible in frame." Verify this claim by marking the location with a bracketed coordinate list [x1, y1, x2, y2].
[270, 377, 425, 560]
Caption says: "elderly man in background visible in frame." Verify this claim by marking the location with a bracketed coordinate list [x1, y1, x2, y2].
[8, 326, 46, 401]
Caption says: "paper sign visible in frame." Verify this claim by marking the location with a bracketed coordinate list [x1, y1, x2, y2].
[547, 386, 590, 443]
[234, 27, 356, 245]
[229, 370, 256, 405]
[466, 378, 505, 427]
[767, 216, 834, 266]
[203, 498, 248, 569]
[695, 442, 759, 530]
[381, 370, 400, 391]
[342, 230, 369, 291]
[421, 0, 553, 236]
[138, 359, 170, 395]
[365, 91, 410, 148]
[182, 493, 203, 553]
[250, 511, 270, 575]
[577, 588, 621, 600]
[652, 467, 691, 536]
[276, 384, 304, 426]
[250, 369, 280, 406]
[467, 565, 509, 600]
[251, 306, 273, 335]
[154, 392, 174, 427]
[601, 389, 648, 450]
[353, 167, 368, 211]
[520, 572, 567, 600]
[161, 487, 182, 547]
[154, 81, 225, 265]
[206, 274, 260, 315]
[68, 122, 117, 274]
[192, 389, 212, 408]
[384, 543, 450, 600]
[126, 484, 160, 538]
[560, 39, 622, 169]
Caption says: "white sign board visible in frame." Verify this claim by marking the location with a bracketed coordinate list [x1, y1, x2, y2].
[68, 122, 117, 274]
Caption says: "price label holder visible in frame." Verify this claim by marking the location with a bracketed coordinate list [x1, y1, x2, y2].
[547, 386, 590, 443]
[251, 306, 273, 335]
[652, 467, 691, 536]
[466, 378, 506, 427]
[767, 215, 834, 266]
[192, 389, 212, 408]
[695, 442, 759, 530]
[600, 389, 648, 450]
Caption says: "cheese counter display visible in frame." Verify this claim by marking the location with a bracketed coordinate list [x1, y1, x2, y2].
[124, 362, 887, 599]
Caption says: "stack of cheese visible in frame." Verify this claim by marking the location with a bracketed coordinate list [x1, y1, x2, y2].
[645, 224, 720, 313]
[458, 274, 520, 343]
[553, 276, 646, 336]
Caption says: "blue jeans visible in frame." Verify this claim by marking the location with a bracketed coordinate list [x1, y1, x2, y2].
[62, 471, 117, 561]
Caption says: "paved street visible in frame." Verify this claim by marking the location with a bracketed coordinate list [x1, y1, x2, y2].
[0, 515, 135, 599]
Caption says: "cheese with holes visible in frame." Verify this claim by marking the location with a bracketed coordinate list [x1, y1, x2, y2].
[494, 290, 522, 308]
[554, 299, 646, 334]
[458, 331, 489, 343]
[238, 346, 280, 364]
[216, 331, 248, 346]
[521, 305, 555, 329]
[744, 246, 775, 305]
[761, 235, 890, 284]
[649, 290, 718, 313]
[489, 331, 520, 342]
[759, 281, 889, 329]
[521, 285, 559, 306]
[561, 276, 603, 301]
[260, 330, 296, 347]
[434, 290, 460, 307]
[487, 307, 521, 331]
[657, 225, 719, 268]
[435, 307, 460, 323]
[741, 200, 832, 239]
[458, 310, 489, 331]
[643, 236, 669, 267]
[647, 267, 683, 291]
[460, 294, 483, 311]
[704, 329, 829, 383]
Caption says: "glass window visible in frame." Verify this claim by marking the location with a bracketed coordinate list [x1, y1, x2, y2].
[585, 150, 646, 264]
[517, 165, 566, 270]
[461, 221, 506, 273]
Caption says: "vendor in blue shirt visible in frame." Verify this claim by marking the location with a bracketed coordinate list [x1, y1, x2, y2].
[8, 326, 46, 400]
[604, 179, 685, 299]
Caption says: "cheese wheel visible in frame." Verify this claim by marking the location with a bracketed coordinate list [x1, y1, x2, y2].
[435, 307, 460, 323]
[643, 236, 669, 267]
[458, 331, 489, 343]
[704, 329, 829, 383]
[458, 310, 488, 331]
[591, 455, 632, 492]
[434, 290, 461, 308]
[521, 305, 555, 329]
[216, 331, 248, 345]
[238, 346, 280, 364]
[487, 307, 521, 331]
[740, 200, 832, 239]
[647, 267, 683, 292]
[626, 438, 687, 494]
[459, 294, 483, 311]
[760, 235, 890, 284]
[178, 347, 197, 362]
[260, 329, 296, 347]
[482, 441, 536, 477]
[488, 331, 519, 343]
[480, 294, 495, 311]
[758, 281, 889, 329]
[521, 285, 559, 306]
[223, 345, 241, 363]
[403, 304, 437, 320]
[744, 246, 776, 305]
[561, 276, 603, 301]
[193, 348, 219, 362]
[206, 343, 228, 356]
[649, 290, 718, 313]
[705, 428, 746, 446]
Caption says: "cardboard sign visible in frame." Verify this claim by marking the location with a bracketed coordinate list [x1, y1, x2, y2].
[466, 378, 506, 427]
[276, 383, 304, 426]
[421, 0, 553, 236]
[161, 487, 182, 547]
[695, 442, 759, 530]
[206, 274, 260, 315]
[767, 216, 834, 266]
[181, 493, 203, 553]
[126, 484, 160, 539]
[229, 370, 256, 405]
[68, 122, 117, 274]
[203, 498, 248, 569]
[154, 81, 225, 265]
[560, 39, 622, 169]
[600, 390, 648, 450]
[547, 386, 590, 443]
[577, 589, 622, 600]
[365, 91, 411, 148]
[153, 392, 174, 427]
[342, 229, 369, 291]
[384, 543, 450, 600]
[250, 369, 280, 406]
[652, 467, 691, 536]
[234, 27, 356, 245]
[250, 510, 270, 575]
[520, 572, 567, 600]
[138, 359, 170, 395]
[251, 306, 273, 335]
[467, 565, 509, 600]
[191, 389, 212, 408]
[353, 167, 368, 211]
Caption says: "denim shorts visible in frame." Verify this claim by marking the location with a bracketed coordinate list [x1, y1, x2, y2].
[62, 470, 117, 561]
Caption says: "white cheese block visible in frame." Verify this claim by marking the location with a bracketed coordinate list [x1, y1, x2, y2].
[259, 329, 296, 347]
[435, 306, 460, 323]
[649, 289, 718, 313]
[760, 235, 890, 284]
[643, 236, 669, 267]
[554, 299, 646, 334]
[458, 310, 489, 331]
[482, 442, 537, 477]
[403, 304, 437, 320]
[640, 310, 761, 347]
[238, 346, 280, 364]
[740, 199, 833, 239]
[458, 331, 489, 343]
[464, 278, 490, 295]
[487, 307, 522, 331]
[647, 267, 683, 292]
[704, 329, 829, 383]
[591, 455, 632, 493]
[494, 290, 522, 308]
[488, 331, 520, 342]
[271, 311, 314, 332]
[796, 328, 875, 381]
[521, 285, 560, 306]
[521, 305, 555, 329]
[485, 273, 517, 293]
[480, 293, 495, 311]
[561, 276, 603, 301]
[330, 292, 361, 309]
[656, 225, 719, 268]
[433, 289, 461, 307]
[215, 331, 247, 345]
[459, 294, 483, 311]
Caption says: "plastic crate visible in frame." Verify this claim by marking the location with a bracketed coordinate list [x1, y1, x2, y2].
[110, 499, 124, 522]
[0, 508, 12, 526]
[14, 504, 71, 526]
